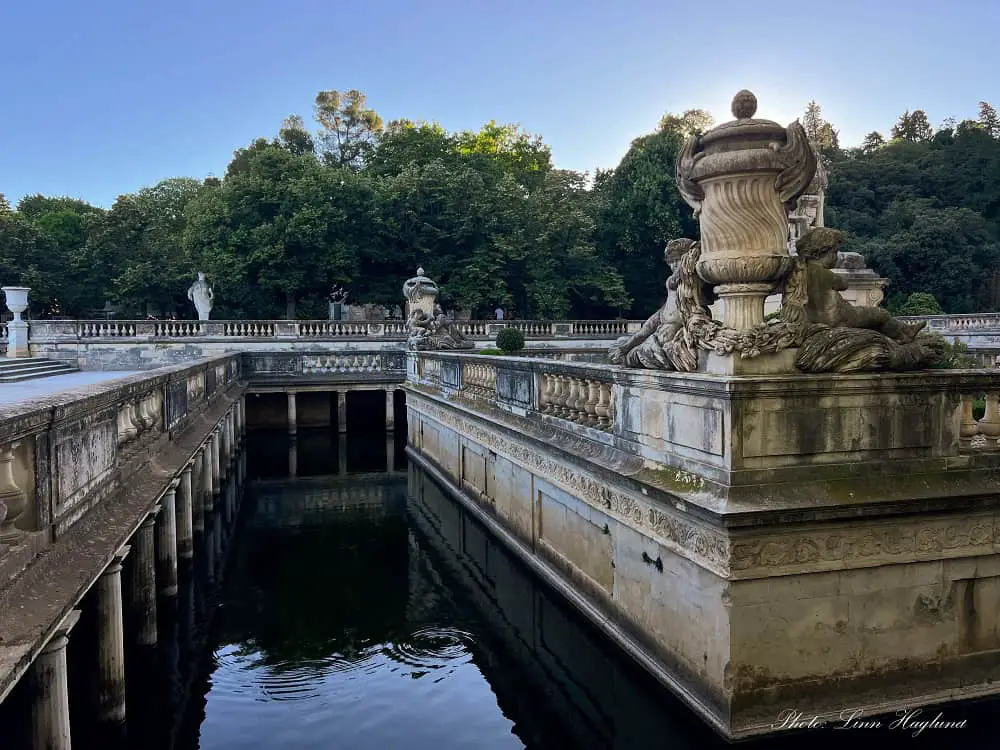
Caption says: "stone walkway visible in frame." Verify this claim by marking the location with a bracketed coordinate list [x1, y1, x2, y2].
[0, 371, 140, 405]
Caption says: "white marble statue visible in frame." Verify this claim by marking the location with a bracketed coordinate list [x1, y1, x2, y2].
[187, 272, 214, 320]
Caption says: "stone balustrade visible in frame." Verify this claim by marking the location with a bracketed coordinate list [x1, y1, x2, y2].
[0, 354, 242, 585]
[415, 352, 615, 433]
[899, 312, 1000, 331]
[30, 318, 640, 343]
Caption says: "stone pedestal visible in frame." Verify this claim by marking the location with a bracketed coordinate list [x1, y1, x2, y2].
[129, 511, 159, 646]
[96, 547, 129, 723]
[156, 482, 179, 597]
[176, 465, 194, 559]
[337, 391, 346, 434]
[30, 610, 81, 750]
[287, 393, 297, 436]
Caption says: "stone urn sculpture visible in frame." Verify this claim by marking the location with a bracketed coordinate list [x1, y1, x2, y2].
[676, 90, 817, 330]
[187, 272, 214, 321]
[402, 268, 472, 350]
[2, 286, 31, 358]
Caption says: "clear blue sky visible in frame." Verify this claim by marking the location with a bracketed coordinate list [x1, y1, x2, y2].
[1, 0, 997, 209]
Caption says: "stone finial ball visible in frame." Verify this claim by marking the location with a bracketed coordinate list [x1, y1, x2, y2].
[731, 90, 758, 119]
[417, 267, 425, 276]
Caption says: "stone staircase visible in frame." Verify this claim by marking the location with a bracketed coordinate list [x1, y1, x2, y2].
[0, 357, 78, 383]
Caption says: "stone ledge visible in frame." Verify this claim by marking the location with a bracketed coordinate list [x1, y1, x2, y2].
[0, 387, 240, 704]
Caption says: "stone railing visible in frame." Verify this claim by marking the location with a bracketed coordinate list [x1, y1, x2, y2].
[29, 319, 640, 342]
[0, 354, 243, 584]
[244, 350, 408, 384]
[898, 313, 1000, 332]
[414, 352, 615, 433]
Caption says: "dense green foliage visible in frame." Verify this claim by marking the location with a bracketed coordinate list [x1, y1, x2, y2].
[495, 327, 525, 353]
[3, 92, 998, 320]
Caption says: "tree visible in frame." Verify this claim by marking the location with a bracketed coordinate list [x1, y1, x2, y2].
[0, 194, 11, 216]
[979, 101, 1000, 139]
[314, 89, 384, 170]
[278, 115, 316, 156]
[891, 110, 934, 142]
[802, 101, 840, 153]
[860, 131, 886, 155]
[895, 292, 943, 316]
[454, 121, 552, 191]
[658, 109, 714, 138]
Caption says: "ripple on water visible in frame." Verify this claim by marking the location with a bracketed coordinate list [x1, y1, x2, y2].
[382, 625, 476, 673]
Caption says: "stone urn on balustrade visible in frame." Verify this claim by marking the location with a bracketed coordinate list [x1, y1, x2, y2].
[2, 286, 31, 358]
[676, 90, 817, 332]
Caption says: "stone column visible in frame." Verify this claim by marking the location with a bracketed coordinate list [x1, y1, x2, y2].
[96, 546, 130, 723]
[385, 388, 395, 431]
[337, 391, 347, 434]
[130, 510, 159, 646]
[29, 609, 81, 750]
[201, 440, 213, 506]
[287, 392, 297, 436]
[211, 429, 221, 494]
[192, 449, 205, 533]
[156, 480, 179, 597]
[219, 420, 229, 482]
[288, 438, 298, 477]
[176, 464, 194, 560]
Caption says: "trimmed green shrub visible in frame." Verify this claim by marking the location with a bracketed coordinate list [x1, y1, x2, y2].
[478, 347, 503, 355]
[496, 327, 525, 353]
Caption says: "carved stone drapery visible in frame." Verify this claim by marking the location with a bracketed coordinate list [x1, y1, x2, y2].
[676, 90, 817, 331]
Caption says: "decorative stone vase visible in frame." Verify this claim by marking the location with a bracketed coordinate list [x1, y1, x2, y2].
[676, 91, 817, 330]
[2, 286, 31, 358]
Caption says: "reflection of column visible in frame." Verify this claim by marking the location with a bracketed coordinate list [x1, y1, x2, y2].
[157, 481, 179, 597]
[219, 419, 229, 482]
[337, 390, 347, 434]
[287, 392, 297, 436]
[387, 433, 395, 473]
[338, 433, 347, 475]
[130, 510, 159, 646]
[177, 465, 194, 560]
[386, 388, 395, 431]
[30, 610, 81, 750]
[211, 429, 221, 495]
[192, 449, 205, 533]
[97, 547, 130, 723]
[289, 438, 298, 478]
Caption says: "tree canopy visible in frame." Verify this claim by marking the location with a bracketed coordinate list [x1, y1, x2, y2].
[4, 91, 999, 321]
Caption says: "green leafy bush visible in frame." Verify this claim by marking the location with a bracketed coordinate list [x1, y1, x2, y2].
[927, 335, 977, 369]
[496, 327, 525, 353]
[478, 347, 503, 355]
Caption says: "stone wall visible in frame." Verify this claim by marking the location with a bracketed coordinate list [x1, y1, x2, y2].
[0, 354, 244, 702]
[404, 351, 1000, 738]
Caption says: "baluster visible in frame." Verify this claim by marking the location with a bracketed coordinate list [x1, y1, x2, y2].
[978, 392, 1000, 447]
[960, 395, 982, 448]
[584, 380, 600, 428]
[569, 378, 586, 422]
[548, 376, 563, 415]
[552, 376, 568, 418]
[595, 382, 612, 430]
[539, 374, 554, 413]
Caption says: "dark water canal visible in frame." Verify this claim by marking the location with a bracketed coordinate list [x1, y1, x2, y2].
[6, 428, 999, 749]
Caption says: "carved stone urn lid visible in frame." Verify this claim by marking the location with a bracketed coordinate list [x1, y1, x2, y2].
[698, 90, 789, 151]
[402, 267, 440, 302]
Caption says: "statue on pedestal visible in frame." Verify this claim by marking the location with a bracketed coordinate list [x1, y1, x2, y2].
[611, 91, 944, 374]
[403, 268, 473, 351]
[187, 272, 214, 320]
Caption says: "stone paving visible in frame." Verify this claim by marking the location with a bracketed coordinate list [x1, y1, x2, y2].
[0, 371, 140, 405]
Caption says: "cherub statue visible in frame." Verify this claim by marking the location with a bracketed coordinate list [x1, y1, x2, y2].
[609, 239, 717, 370]
[795, 228, 926, 342]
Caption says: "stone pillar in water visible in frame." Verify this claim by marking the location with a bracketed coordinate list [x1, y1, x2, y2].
[287, 392, 297, 436]
[337, 391, 347, 433]
[29, 610, 81, 750]
[385, 388, 395, 431]
[130, 510, 159, 646]
[96, 547, 130, 723]
[211, 429, 221, 494]
[192, 450, 205, 534]
[201, 440, 214, 510]
[176, 465, 194, 560]
[156, 481, 179, 597]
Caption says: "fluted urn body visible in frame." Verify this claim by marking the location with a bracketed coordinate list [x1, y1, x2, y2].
[676, 91, 817, 330]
